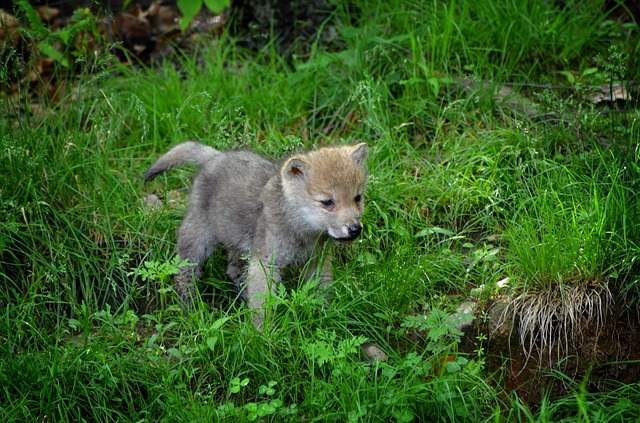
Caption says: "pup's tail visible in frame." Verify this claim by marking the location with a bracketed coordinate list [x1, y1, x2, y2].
[144, 141, 220, 182]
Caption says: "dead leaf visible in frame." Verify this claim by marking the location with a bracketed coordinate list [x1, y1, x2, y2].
[147, 2, 179, 35]
[36, 6, 61, 23]
[0, 10, 20, 46]
[113, 10, 153, 55]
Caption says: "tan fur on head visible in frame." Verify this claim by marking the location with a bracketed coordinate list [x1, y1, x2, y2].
[281, 143, 369, 241]
[282, 143, 368, 185]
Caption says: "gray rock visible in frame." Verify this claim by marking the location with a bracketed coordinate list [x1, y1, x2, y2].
[361, 342, 388, 363]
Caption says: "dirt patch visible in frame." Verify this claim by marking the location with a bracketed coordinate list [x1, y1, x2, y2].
[475, 300, 640, 406]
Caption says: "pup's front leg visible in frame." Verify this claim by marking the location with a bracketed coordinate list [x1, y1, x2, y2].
[304, 248, 334, 302]
[245, 256, 281, 328]
[317, 252, 334, 289]
[226, 250, 248, 296]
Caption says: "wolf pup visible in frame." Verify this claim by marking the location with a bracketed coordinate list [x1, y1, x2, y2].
[145, 141, 369, 327]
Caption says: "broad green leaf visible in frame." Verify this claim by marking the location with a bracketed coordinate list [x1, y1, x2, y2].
[177, 0, 203, 31]
[392, 408, 415, 423]
[415, 226, 455, 238]
[559, 70, 575, 85]
[206, 336, 218, 351]
[211, 316, 230, 330]
[167, 347, 181, 358]
[204, 0, 230, 13]
[581, 67, 599, 77]
[445, 360, 461, 373]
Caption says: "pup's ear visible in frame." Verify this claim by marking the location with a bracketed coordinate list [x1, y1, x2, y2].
[351, 143, 369, 167]
[282, 157, 308, 181]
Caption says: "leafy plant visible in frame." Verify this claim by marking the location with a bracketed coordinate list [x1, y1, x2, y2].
[176, 0, 230, 31]
[401, 306, 469, 356]
[15, 1, 102, 67]
[130, 257, 192, 310]
[218, 377, 291, 420]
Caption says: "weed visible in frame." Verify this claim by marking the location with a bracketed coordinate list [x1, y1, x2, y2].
[130, 256, 192, 311]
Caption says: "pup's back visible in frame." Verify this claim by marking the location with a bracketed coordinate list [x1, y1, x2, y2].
[187, 150, 279, 253]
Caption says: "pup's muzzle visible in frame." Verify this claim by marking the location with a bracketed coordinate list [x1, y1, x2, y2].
[330, 223, 362, 242]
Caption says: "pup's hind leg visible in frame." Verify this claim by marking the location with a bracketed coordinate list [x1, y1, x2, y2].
[245, 255, 281, 329]
[226, 250, 248, 300]
[175, 214, 217, 304]
[226, 250, 246, 283]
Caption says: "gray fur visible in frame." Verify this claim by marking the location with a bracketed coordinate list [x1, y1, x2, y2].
[145, 141, 369, 327]
[144, 141, 220, 182]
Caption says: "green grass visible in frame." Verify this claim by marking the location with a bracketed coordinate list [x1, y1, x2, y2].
[2, 0, 640, 421]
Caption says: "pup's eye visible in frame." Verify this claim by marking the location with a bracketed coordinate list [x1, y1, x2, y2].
[354, 195, 362, 203]
[320, 199, 334, 207]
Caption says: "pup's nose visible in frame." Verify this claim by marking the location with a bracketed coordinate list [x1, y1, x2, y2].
[348, 224, 362, 237]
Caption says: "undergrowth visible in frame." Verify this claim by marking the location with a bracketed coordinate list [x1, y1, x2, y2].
[2, 0, 640, 421]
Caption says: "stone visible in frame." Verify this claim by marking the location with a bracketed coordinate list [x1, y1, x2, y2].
[361, 342, 388, 363]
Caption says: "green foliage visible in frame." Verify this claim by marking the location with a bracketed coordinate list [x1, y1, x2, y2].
[132, 257, 192, 284]
[15, 1, 103, 68]
[2, 0, 640, 421]
[401, 307, 467, 355]
[218, 376, 288, 420]
[176, 0, 230, 31]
